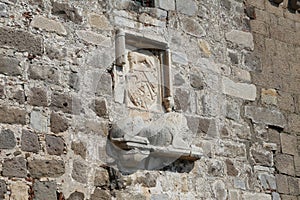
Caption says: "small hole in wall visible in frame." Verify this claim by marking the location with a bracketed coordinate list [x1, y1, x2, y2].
[63, 102, 68, 107]
[132, 0, 155, 7]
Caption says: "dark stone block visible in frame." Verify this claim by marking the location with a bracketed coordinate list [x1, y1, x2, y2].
[90, 188, 111, 200]
[174, 88, 190, 112]
[28, 87, 48, 107]
[69, 72, 79, 91]
[33, 181, 57, 200]
[0, 56, 21, 76]
[28, 159, 65, 178]
[67, 191, 84, 200]
[0, 106, 26, 125]
[72, 160, 88, 184]
[94, 169, 109, 187]
[136, 172, 157, 187]
[0, 27, 43, 55]
[190, 74, 204, 89]
[51, 1, 83, 24]
[12, 90, 25, 104]
[225, 159, 238, 176]
[0, 129, 16, 149]
[92, 99, 108, 118]
[46, 134, 65, 155]
[50, 112, 69, 133]
[0, 180, 6, 199]
[28, 64, 60, 84]
[2, 157, 27, 178]
[51, 92, 81, 114]
[0, 84, 4, 98]
[251, 149, 273, 167]
[274, 154, 295, 176]
[71, 141, 86, 159]
[21, 130, 40, 153]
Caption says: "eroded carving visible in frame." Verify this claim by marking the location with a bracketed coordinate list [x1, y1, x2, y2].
[127, 51, 160, 110]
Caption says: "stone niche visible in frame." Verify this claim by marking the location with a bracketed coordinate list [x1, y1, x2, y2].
[107, 30, 202, 173]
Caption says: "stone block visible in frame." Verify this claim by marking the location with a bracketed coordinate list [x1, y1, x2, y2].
[225, 30, 254, 50]
[21, 130, 40, 153]
[67, 191, 84, 200]
[30, 110, 48, 133]
[51, 1, 82, 24]
[281, 133, 297, 155]
[51, 92, 81, 114]
[281, 195, 298, 200]
[50, 112, 69, 133]
[186, 116, 212, 136]
[242, 192, 272, 200]
[88, 14, 111, 29]
[275, 154, 295, 176]
[72, 160, 88, 184]
[245, 106, 286, 128]
[251, 148, 273, 167]
[181, 17, 205, 37]
[225, 101, 240, 121]
[233, 178, 246, 190]
[250, 20, 268, 36]
[69, 72, 79, 91]
[278, 91, 295, 112]
[155, 0, 175, 10]
[261, 88, 277, 106]
[90, 188, 111, 200]
[225, 159, 238, 176]
[288, 177, 300, 196]
[28, 64, 59, 84]
[190, 73, 204, 89]
[174, 88, 190, 112]
[272, 192, 281, 200]
[91, 99, 108, 118]
[0, 180, 6, 199]
[0, 56, 21, 76]
[276, 174, 289, 194]
[295, 156, 300, 176]
[212, 180, 227, 200]
[288, 114, 300, 133]
[176, 0, 198, 16]
[31, 16, 67, 35]
[76, 30, 110, 47]
[46, 135, 65, 155]
[94, 169, 109, 187]
[172, 51, 188, 65]
[222, 77, 257, 101]
[0, 106, 26, 125]
[95, 73, 113, 96]
[10, 181, 29, 200]
[216, 141, 246, 158]
[28, 159, 65, 178]
[0, 129, 16, 149]
[71, 141, 86, 159]
[28, 87, 48, 107]
[258, 173, 276, 191]
[136, 172, 157, 187]
[2, 157, 27, 178]
[0, 27, 43, 55]
[33, 181, 57, 200]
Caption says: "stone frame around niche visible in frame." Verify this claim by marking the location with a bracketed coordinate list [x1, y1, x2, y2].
[114, 30, 174, 113]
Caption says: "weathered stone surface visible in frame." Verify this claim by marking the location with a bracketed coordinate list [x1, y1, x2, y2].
[11, 89, 25, 104]
[33, 181, 57, 200]
[67, 191, 84, 200]
[46, 135, 65, 155]
[88, 14, 111, 29]
[172, 51, 188, 65]
[0, 106, 26, 125]
[94, 169, 110, 187]
[155, 0, 175, 10]
[295, 156, 300, 177]
[76, 30, 110, 46]
[190, 73, 204, 89]
[186, 116, 212, 136]
[28, 159, 65, 178]
[28, 64, 59, 84]
[0, 180, 6, 199]
[31, 16, 67, 35]
[281, 133, 297, 155]
[176, 0, 198, 16]
[225, 159, 238, 176]
[95, 73, 112, 96]
[251, 149, 273, 167]
[276, 174, 289, 194]
[90, 188, 111, 200]
[275, 154, 295, 176]
[222, 77, 257, 101]
[271, 192, 281, 200]
[258, 173, 276, 191]
[280, 195, 297, 200]
[30, 110, 48, 133]
[10, 181, 29, 200]
[136, 172, 157, 187]
[0, 56, 21, 76]
[92, 99, 108, 118]
[72, 160, 88, 183]
[174, 88, 190, 112]
[261, 88, 277, 106]
[0, 27, 43, 55]
[245, 106, 286, 128]
[50, 112, 69, 133]
[28, 87, 48, 107]
[234, 178, 246, 190]
[225, 30, 254, 50]
[21, 130, 40, 153]
[287, 114, 300, 133]
[2, 157, 27, 178]
[69, 72, 80, 91]
[213, 180, 227, 200]
[51, 92, 81, 114]
[181, 17, 205, 37]
[242, 192, 271, 200]
[288, 176, 300, 196]
[71, 141, 86, 159]
[51, 1, 83, 24]
[0, 129, 16, 149]
[216, 142, 246, 158]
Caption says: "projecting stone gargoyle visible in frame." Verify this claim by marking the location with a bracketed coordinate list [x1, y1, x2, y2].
[106, 112, 203, 172]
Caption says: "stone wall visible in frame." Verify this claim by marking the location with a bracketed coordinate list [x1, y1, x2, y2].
[0, 0, 299, 199]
